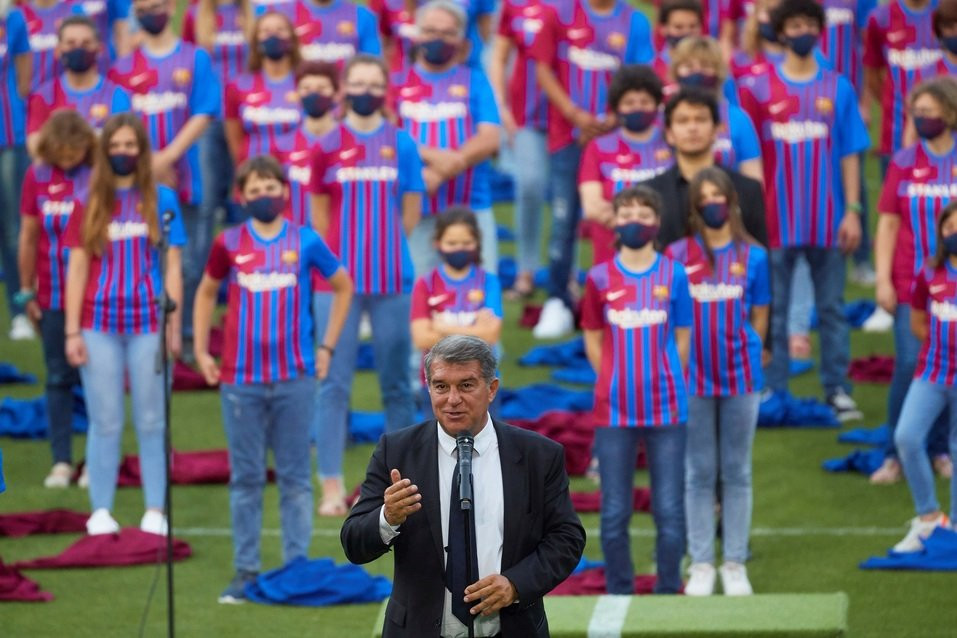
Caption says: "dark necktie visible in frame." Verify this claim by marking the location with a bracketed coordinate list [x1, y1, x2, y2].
[446, 456, 479, 627]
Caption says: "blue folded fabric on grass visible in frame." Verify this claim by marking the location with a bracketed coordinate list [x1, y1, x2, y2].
[790, 359, 814, 376]
[348, 411, 385, 443]
[860, 527, 957, 571]
[0, 394, 88, 439]
[497, 224, 516, 242]
[552, 365, 597, 385]
[245, 557, 392, 606]
[572, 556, 604, 574]
[490, 167, 514, 203]
[356, 342, 375, 371]
[498, 256, 517, 290]
[822, 447, 885, 475]
[0, 363, 37, 385]
[518, 337, 586, 368]
[838, 424, 890, 446]
[810, 299, 877, 330]
[758, 390, 840, 428]
[498, 384, 594, 421]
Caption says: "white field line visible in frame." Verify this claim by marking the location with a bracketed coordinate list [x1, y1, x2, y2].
[587, 595, 632, 638]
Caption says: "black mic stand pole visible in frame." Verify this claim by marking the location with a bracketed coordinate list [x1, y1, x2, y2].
[458, 438, 476, 638]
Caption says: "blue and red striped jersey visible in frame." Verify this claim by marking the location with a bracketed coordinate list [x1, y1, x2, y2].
[368, 0, 416, 72]
[225, 71, 301, 163]
[740, 64, 870, 249]
[74, 0, 130, 63]
[497, 0, 555, 131]
[0, 8, 31, 147]
[63, 185, 186, 334]
[579, 128, 673, 201]
[109, 42, 220, 207]
[277, 126, 323, 229]
[205, 219, 342, 385]
[21, 1, 79, 91]
[665, 237, 770, 396]
[28, 74, 131, 136]
[529, 0, 653, 151]
[819, 0, 875, 90]
[182, 3, 249, 102]
[864, 0, 941, 155]
[20, 162, 92, 311]
[913, 262, 957, 386]
[391, 62, 500, 215]
[283, 0, 381, 66]
[581, 255, 692, 427]
[714, 101, 761, 170]
[309, 120, 424, 295]
[411, 265, 504, 326]
[878, 135, 957, 305]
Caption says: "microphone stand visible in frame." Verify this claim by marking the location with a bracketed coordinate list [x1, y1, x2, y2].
[155, 210, 176, 638]
[457, 435, 476, 638]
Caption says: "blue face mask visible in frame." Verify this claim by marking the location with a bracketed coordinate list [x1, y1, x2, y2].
[245, 195, 285, 223]
[678, 72, 719, 90]
[137, 10, 170, 35]
[785, 33, 818, 57]
[700, 202, 730, 229]
[61, 47, 98, 73]
[942, 35, 957, 55]
[666, 34, 686, 49]
[420, 38, 458, 66]
[616, 221, 658, 249]
[943, 232, 957, 256]
[259, 35, 290, 60]
[759, 22, 778, 43]
[301, 93, 335, 118]
[620, 109, 657, 133]
[108, 153, 138, 176]
[914, 116, 948, 140]
[440, 249, 476, 270]
[347, 92, 385, 117]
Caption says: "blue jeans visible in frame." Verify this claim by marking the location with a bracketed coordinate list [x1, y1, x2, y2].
[408, 208, 499, 277]
[0, 145, 30, 315]
[509, 127, 548, 274]
[686, 394, 759, 564]
[180, 201, 215, 339]
[895, 380, 957, 520]
[788, 256, 814, 338]
[221, 376, 315, 572]
[312, 292, 415, 479]
[39, 311, 81, 464]
[767, 247, 850, 394]
[885, 304, 949, 459]
[546, 143, 582, 305]
[852, 151, 871, 267]
[200, 119, 241, 225]
[594, 425, 687, 594]
[79, 330, 166, 512]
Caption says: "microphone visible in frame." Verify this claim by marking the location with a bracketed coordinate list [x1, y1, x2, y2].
[455, 431, 474, 510]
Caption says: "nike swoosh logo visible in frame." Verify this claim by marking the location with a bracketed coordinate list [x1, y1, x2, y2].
[247, 92, 268, 101]
[685, 264, 705, 274]
[49, 183, 67, 193]
[568, 28, 590, 38]
[428, 294, 448, 305]
[769, 101, 789, 115]
[887, 31, 907, 43]
[340, 148, 359, 160]
[930, 285, 948, 294]
[130, 72, 151, 86]
[289, 150, 310, 161]
[913, 168, 931, 178]
[606, 290, 626, 301]
[236, 254, 256, 264]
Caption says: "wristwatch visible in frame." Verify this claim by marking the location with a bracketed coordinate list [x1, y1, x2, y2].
[13, 289, 36, 306]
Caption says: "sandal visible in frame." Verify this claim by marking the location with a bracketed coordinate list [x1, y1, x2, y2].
[933, 455, 953, 479]
[317, 477, 348, 517]
[869, 457, 902, 484]
[504, 272, 535, 301]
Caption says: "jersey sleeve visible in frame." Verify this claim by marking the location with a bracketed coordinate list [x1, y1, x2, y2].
[410, 277, 431, 320]
[910, 268, 930, 312]
[205, 233, 232, 280]
[497, 1, 515, 38]
[877, 157, 902, 215]
[856, 0, 877, 29]
[580, 271, 606, 330]
[367, 0, 391, 39]
[159, 186, 187, 246]
[27, 91, 51, 136]
[835, 76, 870, 157]
[862, 9, 885, 69]
[483, 272, 503, 318]
[356, 7, 383, 55]
[19, 167, 39, 218]
[224, 80, 242, 120]
[189, 48, 221, 118]
[397, 130, 426, 195]
[747, 246, 772, 307]
[111, 85, 133, 114]
[578, 139, 602, 184]
[63, 202, 86, 249]
[470, 70, 502, 126]
[181, 9, 196, 43]
[670, 263, 693, 328]
[527, 7, 558, 64]
[728, 106, 761, 163]
[476, 0, 496, 18]
[624, 12, 654, 64]
[7, 10, 31, 57]
[109, 0, 131, 24]
[302, 226, 343, 279]
[308, 145, 332, 196]
[722, 77, 741, 107]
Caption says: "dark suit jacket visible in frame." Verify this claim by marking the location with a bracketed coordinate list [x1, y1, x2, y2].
[641, 164, 769, 249]
[341, 419, 586, 638]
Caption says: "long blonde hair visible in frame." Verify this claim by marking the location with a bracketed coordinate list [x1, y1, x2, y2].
[83, 114, 159, 256]
[195, 0, 253, 51]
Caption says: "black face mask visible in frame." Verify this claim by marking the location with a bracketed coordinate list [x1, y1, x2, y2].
[914, 116, 948, 140]
[259, 35, 290, 61]
[245, 195, 285, 223]
[301, 93, 335, 118]
[616, 221, 658, 249]
[420, 38, 458, 66]
[678, 72, 719, 91]
[440, 249, 476, 270]
[785, 33, 818, 57]
[943, 35, 957, 55]
[666, 34, 687, 49]
[61, 47, 98, 73]
[699, 202, 730, 229]
[108, 153, 138, 176]
[620, 109, 657, 133]
[943, 232, 957, 256]
[347, 92, 385, 117]
[137, 10, 170, 35]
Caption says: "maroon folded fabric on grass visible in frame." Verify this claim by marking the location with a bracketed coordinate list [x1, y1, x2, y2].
[848, 355, 894, 384]
[571, 487, 651, 513]
[0, 509, 88, 537]
[520, 304, 542, 328]
[78, 449, 275, 487]
[12, 528, 191, 569]
[172, 360, 215, 391]
[550, 568, 657, 595]
[0, 559, 53, 601]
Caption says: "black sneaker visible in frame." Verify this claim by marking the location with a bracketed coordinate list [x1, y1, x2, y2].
[827, 388, 863, 422]
[218, 570, 258, 604]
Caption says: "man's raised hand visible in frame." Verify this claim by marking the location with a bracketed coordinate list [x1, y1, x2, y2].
[383, 469, 422, 526]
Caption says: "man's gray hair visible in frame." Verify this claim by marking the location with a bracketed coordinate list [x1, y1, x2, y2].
[416, 0, 467, 37]
[424, 336, 498, 386]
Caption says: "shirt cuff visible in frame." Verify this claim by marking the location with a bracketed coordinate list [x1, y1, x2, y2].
[378, 505, 401, 545]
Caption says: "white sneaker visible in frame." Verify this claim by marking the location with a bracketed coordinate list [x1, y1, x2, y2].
[140, 510, 169, 536]
[358, 312, 372, 340]
[532, 298, 574, 339]
[719, 562, 753, 596]
[77, 465, 90, 489]
[86, 508, 120, 535]
[862, 307, 894, 333]
[684, 563, 716, 596]
[850, 263, 877, 286]
[43, 462, 73, 488]
[827, 388, 863, 422]
[893, 514, 949, 553]
[9, 314, 36, 341]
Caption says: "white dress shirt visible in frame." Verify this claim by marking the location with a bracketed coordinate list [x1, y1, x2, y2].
[379, 414, 504, 638]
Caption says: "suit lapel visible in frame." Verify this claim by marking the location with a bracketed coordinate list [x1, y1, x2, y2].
[415, 420, 446, 567]
[494, 420, 527, 570]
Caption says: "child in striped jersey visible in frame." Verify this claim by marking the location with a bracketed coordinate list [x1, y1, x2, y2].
[581, 185, 692, 595]
[18, 111, 96, 488]
[665, 167, 770, 597]
[192, 156, 353, 604]
[410, 207, 503, 416]
[892, 201, 957, 554]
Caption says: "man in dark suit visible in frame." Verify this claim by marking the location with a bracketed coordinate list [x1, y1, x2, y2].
[642, 88, 768, 248]
[342, 335, 586, 638]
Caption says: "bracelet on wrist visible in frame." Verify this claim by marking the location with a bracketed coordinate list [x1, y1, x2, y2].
[13, 289, 36, 306]
[65, 332, 82, 339]
[845, 202, 863, 213]
[318, 344, 334, 356]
